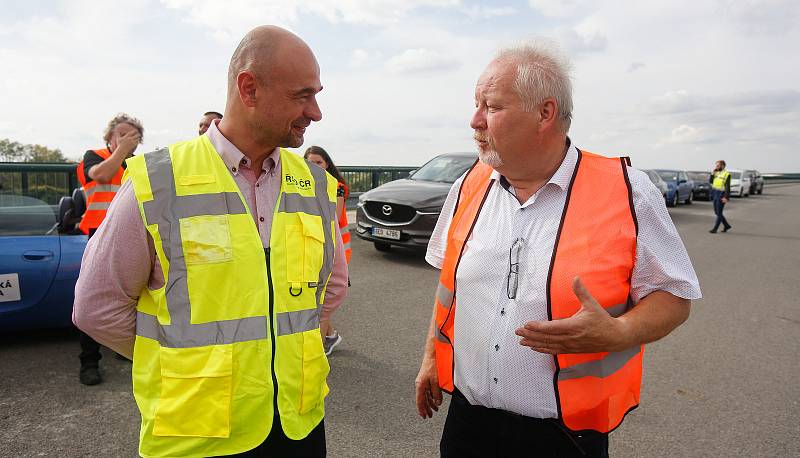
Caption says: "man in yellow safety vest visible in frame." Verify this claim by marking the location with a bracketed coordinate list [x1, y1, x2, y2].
[74, 25, 348, 457]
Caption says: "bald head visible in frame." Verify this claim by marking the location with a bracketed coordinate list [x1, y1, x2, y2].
[220, 25, 322, 152]
[227, 26, 311, 97]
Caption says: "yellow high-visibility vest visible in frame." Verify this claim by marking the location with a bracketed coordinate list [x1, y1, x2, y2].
[124, 135, 338, 458]
[712, 170, 730, 191]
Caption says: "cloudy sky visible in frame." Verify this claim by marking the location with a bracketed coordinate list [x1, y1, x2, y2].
[2, 0, 798, 172]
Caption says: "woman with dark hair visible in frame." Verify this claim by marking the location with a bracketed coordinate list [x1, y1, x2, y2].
[305, 145, 350, 355]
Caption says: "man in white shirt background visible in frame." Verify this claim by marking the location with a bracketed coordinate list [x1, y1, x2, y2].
[415, 42, 701, 457]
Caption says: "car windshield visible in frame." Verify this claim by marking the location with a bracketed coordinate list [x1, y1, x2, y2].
[731, 172, 742, 179]
[644, 170, 661, 184]
[0, 194, 57, 236]
[410, 155, 476, 183]
[688, 172, 709, 181]
[657, 171, 679, 181]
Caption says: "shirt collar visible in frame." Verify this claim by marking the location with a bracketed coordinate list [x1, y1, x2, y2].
[205, 119, 280, 176]
[493, 137, 577, 192]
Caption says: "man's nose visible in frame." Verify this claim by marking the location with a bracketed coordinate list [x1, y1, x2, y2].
[306, 97, 322, 122]
[470, 108, 486, 130]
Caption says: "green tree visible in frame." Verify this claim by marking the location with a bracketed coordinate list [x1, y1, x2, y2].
[0, 138, 70, 163]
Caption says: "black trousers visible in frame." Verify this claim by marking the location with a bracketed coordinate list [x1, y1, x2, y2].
[78, 330, 102, 367]
[440, 390, 608, 458]
[78, 229, 102, 368]
[221, 414, 326, 457]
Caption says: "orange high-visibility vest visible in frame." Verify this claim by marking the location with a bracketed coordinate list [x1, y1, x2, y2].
[76, 148, 124, 234]
[433, 150, 641, 433]
[338, 182, 352, 264]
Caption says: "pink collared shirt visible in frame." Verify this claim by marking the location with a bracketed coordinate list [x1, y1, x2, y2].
[73, 121, 348, 359]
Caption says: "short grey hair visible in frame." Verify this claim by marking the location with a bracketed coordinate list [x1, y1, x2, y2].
[102, 113, 144, 144]
[495, 42, 573, 132]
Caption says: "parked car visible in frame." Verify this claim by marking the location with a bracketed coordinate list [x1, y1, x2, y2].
[655, 169, 694, 206]
[728, 169, 751, 197]
[642, 169, 669, 202]
[0, 189, 87, 332]
[355, 153, 476, 251]
[746, 169, 764, 195]
[687, 171, 712, 201]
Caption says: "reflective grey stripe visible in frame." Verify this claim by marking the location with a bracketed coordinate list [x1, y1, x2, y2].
[143, 191, 246, 223]
[342, 242, 351, 251]
[435, 326, 449, 343]
[306, 163, 337, 310]
[436, 282, 454, 309]
[85, 184, 120, 196]
[557, 346, 641, 381]
[136, 312, 267, 347]
[136, 148, 263, 346]
[275, 309, 319, 336]
[605, 302, 630, 318]
[87, 201, 111, 210]
[278, 192, 336, 217]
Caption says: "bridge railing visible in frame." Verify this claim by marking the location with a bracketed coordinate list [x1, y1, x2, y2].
[0, 162, 417, 206]
[3, 162, 796, 207]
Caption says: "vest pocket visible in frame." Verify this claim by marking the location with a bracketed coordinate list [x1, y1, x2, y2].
[153, 345, 233, 438]
[285, 214, 325, 286]
[299, 329, 330, 414]
[180, 215, 233, 265]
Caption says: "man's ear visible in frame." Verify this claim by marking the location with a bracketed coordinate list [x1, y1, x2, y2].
[538, 98, 558, 133]
[237, 71, 259, 108]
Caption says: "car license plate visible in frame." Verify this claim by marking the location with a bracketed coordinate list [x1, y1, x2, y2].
[373, 227, 401, 240]
[0, 273, 21, 303]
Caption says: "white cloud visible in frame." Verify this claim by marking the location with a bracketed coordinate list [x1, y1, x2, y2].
[528, 0, 590, 17]
[663, 124, 704, 144]
[385, 48, 461, 75]
[461, 5, 517, 20]
[627, 61, 645, 73]
[160, 0, 462, 38]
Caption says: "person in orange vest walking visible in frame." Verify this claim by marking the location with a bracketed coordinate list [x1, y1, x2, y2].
[414, 43, 701, 457]
[74, 113, 144, 385]
[305, 145, 349, 355]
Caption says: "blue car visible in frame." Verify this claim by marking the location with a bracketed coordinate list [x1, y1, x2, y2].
[0, 190, 87, 332]
[655, 169, 694, 207]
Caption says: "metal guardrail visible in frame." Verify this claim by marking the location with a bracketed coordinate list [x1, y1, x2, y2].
[3, 162, 797, 206]
[0, 162, 80, 205]
[0, 162, 417, 206]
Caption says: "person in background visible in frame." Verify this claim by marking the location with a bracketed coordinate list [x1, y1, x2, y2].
[709, 159, 732, 233]
[198, 110, 223, 135]
[305, 145, 349, 355]
[74, 113, 144, 385]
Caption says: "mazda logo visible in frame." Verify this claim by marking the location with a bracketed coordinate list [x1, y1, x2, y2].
[382, 204, 393, 216]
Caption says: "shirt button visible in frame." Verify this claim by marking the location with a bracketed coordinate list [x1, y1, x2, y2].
[256, 183, 260, 187]
[259, 216, 265, 222]
[493, 377, 498, 383]
[232, 167, 237, 172]
[500, 309, 505, 316]
[495, 344, 500, 351]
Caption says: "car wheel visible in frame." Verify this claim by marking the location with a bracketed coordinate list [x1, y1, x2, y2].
[374, 242, 391, 252]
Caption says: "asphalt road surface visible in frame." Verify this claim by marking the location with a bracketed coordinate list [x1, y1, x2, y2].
[1, 183, 799, 457]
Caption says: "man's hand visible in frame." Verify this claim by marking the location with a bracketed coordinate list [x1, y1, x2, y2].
[515, 277, 632, 354]
[415, 354, 442, 418]
[722, 197, 728, 204]
[115, 130, 141, 156]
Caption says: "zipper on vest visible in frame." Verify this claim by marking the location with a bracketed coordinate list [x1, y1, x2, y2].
[265, 248, 279, 408]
